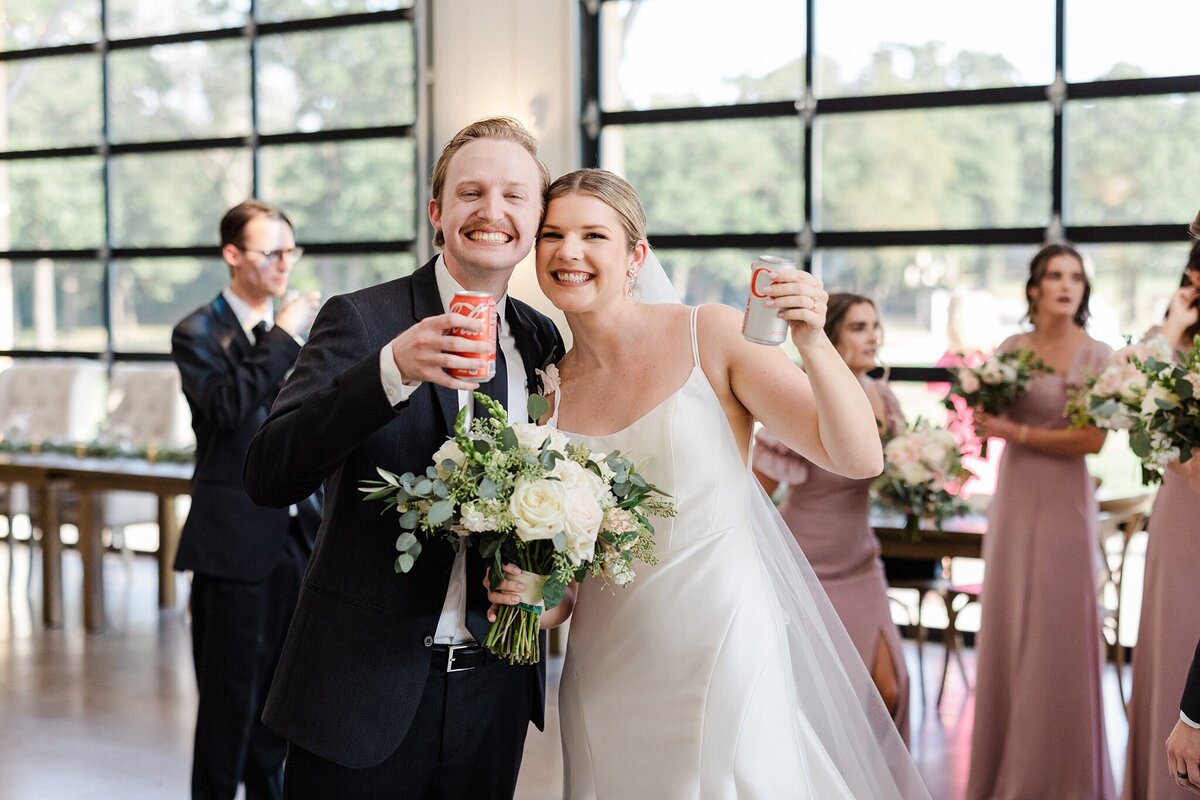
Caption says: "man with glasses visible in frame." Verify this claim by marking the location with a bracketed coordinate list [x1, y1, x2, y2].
[172, 199, 323, 800]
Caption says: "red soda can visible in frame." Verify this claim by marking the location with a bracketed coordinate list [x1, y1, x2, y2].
[741, 255, 794, 345]
[447, 291, 496, 382]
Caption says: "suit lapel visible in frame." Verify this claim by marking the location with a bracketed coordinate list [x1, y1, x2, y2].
[506, 299, 555, 398]
[411, 259, 461, 434]
[211, 294, 251, 367]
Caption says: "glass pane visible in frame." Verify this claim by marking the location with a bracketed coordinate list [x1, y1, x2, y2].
[652, 248, 800, 308]
[106, 0, 249, 40]
[1077, 241, 1195, 344]
[259, 139, 416, 242]
[110, 149, 252, 247]
[2, 55, 102, 150]
[1, 0, 100, 50]
[601, 119, 802, 235]
[288, 253, 418, 299]
[599, 0, 803, 111]
[816, 104, 1052, 231]
[815, 245, 1039, 366]
[108, 41, 251, 144]
[256, 23, 415, 134]
[815, 0, 1054, 97]
[0, 158, 104, 249]
[256, 0, 410, 24]
[111, 258, 228, 352]
[1066, 0, 1200, 82]
[0, 260, 104, 352]
[1064, 95, 1200, 226]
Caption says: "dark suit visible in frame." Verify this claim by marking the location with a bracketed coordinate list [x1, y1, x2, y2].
[173, 294, 321, 800]
[1184, 640, 1200, 723]
[243, 259, 562, 797]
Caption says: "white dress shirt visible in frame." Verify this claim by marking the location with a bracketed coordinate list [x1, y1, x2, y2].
[378, 256, 527, 644]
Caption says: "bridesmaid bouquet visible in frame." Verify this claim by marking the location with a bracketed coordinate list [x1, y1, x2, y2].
[360, 393, 673, 665]
[942, 348, 1052, 457]
[1069, 336, 1200, 482]
[872, 420, 971, 541]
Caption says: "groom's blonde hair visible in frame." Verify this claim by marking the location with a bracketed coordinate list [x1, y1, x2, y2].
[545, 169, 647, 251]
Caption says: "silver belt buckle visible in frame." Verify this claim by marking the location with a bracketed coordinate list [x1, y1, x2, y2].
[446, 644, 474, 673]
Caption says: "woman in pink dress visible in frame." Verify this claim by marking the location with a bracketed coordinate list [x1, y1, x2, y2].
[966, 243, 1115, 800]
[1123, 229, 1200, 800]
[754, 293, 911, 741]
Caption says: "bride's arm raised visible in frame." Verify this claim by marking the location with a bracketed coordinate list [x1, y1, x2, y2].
[698, 273, 882, 480]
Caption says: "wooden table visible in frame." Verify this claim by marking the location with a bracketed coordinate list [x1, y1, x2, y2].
[0, 454, 191, 632]
[873, 512, 987, 561]
[50, 458, 191, 632]
[0, 455, 66, 627]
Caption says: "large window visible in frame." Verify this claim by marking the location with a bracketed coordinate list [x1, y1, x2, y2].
[585, 0, 1200, 493]
[584, 0, 1200, 366]
[0, 2, 421, 358]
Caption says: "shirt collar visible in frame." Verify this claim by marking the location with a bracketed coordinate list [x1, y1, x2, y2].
[433, 254, 508, 330]
[222, 287, 274, 337]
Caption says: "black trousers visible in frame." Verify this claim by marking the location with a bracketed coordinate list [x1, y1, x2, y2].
[190, 524, 309, 800]
[282, 657, 534, 800]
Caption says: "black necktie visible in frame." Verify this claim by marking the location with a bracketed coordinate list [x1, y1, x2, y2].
[474, 313, 508, 420]
[251, 320, 268, 344]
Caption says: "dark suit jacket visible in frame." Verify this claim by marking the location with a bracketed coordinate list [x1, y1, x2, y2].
[172, 294, 320, 581]
[243, 258, 563, 769]
[1184, 639, 1200, 722]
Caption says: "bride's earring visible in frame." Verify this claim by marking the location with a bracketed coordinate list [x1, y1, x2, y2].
[626, 267, 639, 297]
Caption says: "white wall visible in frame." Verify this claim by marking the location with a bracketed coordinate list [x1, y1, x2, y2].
[429, 0, 578, 341]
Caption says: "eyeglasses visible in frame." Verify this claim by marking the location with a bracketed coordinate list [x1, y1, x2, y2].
[236, 246, 304, 267]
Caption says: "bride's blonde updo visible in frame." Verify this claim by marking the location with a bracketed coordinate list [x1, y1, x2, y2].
[545, 168, 647, 252]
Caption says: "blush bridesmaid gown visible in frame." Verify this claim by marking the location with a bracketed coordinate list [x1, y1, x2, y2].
[1122, 466, 1200, 800]
[966, 334, 1116, 800]
[754, 380, 911, 743]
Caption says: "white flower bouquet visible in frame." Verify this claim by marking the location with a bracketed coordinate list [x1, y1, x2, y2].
[360, 393, 674, 665]
[872, 420, 972, 541]
[942, 348, 1052, 457]
[1070, 335, 1200, 483]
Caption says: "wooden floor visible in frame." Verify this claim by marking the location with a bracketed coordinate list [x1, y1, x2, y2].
[0, 541, 1132, 800]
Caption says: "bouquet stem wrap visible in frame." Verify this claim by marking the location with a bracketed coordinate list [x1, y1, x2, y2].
[484, 547, 549, 665]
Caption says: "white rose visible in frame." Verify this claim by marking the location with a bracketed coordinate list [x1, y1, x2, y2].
[897, 461, 933, 485]
[957, 369, 981, 395]
[1140, 384, 1180, 416]
[562, 488, 604, 565]
[920, 441, 949, 471]
[552, 459, 609, 502]
[979, 362, 1007, 385]
[509, 478, 567, 542]
[432, 439, 466, 477]
[1117, 364, 1147, 404]
[511, 421, 571, 454]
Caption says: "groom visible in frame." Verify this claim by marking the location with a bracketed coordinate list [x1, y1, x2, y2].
[243, 117, 563, 798]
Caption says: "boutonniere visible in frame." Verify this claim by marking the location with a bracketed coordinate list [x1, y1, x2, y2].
[526, 347, 561, 422]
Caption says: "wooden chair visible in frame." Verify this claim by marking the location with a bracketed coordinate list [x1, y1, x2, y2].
[1096, 493, 1153, 715]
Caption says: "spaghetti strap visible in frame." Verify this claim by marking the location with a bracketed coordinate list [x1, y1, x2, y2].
[689, 306, 701, 368]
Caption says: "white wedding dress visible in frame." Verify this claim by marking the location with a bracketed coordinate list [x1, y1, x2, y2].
[550, 307, 929, 800]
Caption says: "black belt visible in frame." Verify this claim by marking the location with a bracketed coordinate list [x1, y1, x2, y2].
[430, 643, 492, 673]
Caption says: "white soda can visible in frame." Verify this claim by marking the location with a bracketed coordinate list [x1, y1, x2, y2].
[741, 255, 794, 345]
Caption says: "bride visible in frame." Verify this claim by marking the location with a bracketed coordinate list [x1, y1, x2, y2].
[488, 169, 930, 799]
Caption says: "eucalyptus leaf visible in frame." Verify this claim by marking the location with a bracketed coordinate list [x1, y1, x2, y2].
[501, 427, 519, 450]
[552, 531, 567, 551]
[415, 479, 433, 496]
[396, 552, 415, 573]
[396, 532, 418, 551]
[479, 476, 499, 500]
[527, 394, 549, 421]
[543, 577, 565, 610]
[427, 500, 454, 526]
[399, 510, 420, 529]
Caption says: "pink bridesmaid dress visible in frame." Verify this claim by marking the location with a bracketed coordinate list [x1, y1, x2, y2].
[1122, 466, 1200, 799]
[966, 334, 1116, 800]
[754, 380, 911, 742]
